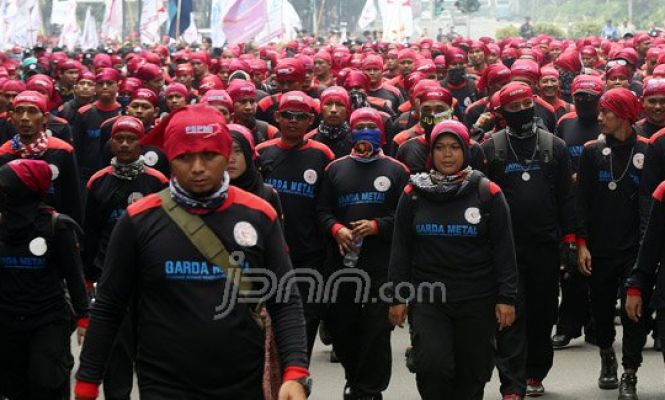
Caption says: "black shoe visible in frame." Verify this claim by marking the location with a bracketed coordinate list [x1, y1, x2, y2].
[654, 338, 662, 351]
[618, 373, 638, 399]
[319, 323, 333, 346]
[552, 333, 573, 348]
[598, 348, 619, 389]
[330, 349, 340, 363]
[405, 346, 416, 373]
[585, 333, 597, 346]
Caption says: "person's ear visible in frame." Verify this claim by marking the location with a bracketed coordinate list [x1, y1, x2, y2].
[154, 107, 160, 116]
[42, 111, 50, 126]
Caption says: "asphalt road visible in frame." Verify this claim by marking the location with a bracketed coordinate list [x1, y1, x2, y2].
[71, 323, 665, 399]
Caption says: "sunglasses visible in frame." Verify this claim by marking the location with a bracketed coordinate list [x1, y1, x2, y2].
[279, 110, 310, 121]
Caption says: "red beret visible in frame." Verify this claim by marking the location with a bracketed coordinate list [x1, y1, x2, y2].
[198, 75, 225, 95]
[615, 48, 639, 66]
[227, 79, 257, 101]
[343, 70, 370, 92]
[572, 75, 604, 96]
[511, 59, 540, 83]
[295, 55, 313, 72]
[96, 68, 120, 82]
[362, 55, 384, 71]
[7, 159, 52, 196]
[274, 58, 306, 83]
[189, 51, 210, 65]
[479, 63, 511, 92]
[398, 49, 418, 62]
[555, 50, 583, 73]
[200, 90, 233, 110]
[175, 63, 194, 76]
[278, 91, 313, 113]
[136, 63, 163, 82]
[93, 54, 112, 69]
[539, 66, 560, 79]
[469, 41, 489, 56]
[643, 78, 665, 98]
[430, 120, 470, 151]
[433, 55, 446, 70]
[119, 77, 142, 94]
[13, 90, 47, 112]
[229, 58, 251, 74]
[654, 65, 665, 78]
[599, 87, 641, 122]
[248, 59, 267, 74]
[26, 74, 54, 97]
[350, 107, 385, 136]
[415, 59, 436, 75]
[446, 47, 467, 65]
[131, 88, 158, 106]
[143, 104, 232, 161]
[606, 64, 631, 80]
[112, 115, 145, 138]
[581, 46, 598, 58]
[417, 86, 453, 106]
[314, 51, 332, 65]
[500, 82, 533, 107]
[165, 83, 188, 98]
[410, 78, 439, 99]
[58, 59, 80, 72]
[320, 86, 350, 113]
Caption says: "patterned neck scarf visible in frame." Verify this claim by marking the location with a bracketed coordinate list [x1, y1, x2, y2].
[169, 171, 230, 214]
[111, 155, 145, 181]
[410, 166, 474, 194]
[11, 132, 48, 159]
[318, 121, 350, 141]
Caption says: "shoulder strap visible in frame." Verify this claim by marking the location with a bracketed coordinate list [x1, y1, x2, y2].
[157, 189, 253, 293]
[538, 130, 554, 164]
[493, 130, 508, 162]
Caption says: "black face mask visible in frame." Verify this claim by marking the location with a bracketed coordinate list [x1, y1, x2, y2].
[503, 107, 535, 134]
[502, 58, 516, 68]
[447, 68, 466, 85]
[574, 97, 600, 124]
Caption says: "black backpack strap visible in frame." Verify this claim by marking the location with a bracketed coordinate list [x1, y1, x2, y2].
[493, 130, 508, 163]
[468, 171, 492, 213]
[538, 130, 554, 164]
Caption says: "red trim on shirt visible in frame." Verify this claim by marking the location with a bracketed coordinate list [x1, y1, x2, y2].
[77, 317, 89, 329]
[283, 366, 310, 382]
[653, 181, 665, 202]
[489, 182, 502, 195]
[562, 234, 576, 244]
[86, 166, 114, 190]
[46, 136, 74, 153]
[227, 186, 277, 222]
[94, 101, 121, 113]
[74, 380, 99, 399]
[127, 193, 162, 217]
[331, 223, 344, 238]
[144, 167, 169, 184]
[576, 237, 587, 248]
[627, 287, 641, 297]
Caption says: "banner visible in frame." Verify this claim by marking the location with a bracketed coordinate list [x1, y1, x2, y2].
[80, 6, 99, 49]
[182, 12, 199, 43]
[168, 0, 192, 38]
[358, 0, 377, 30]
[140, 0, 161, 44]
[58, 0, 79, 49]
[377, 0, 413, 42]
[50, 0, 69, 25]
[209, 0, 234, 47]
[222, 0, 267, 45]
[101, 0, 123, 42]
[9, 0, 42, 47]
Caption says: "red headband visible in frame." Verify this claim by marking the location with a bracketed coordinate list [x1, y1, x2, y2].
[112, 115, 145, 138]
[278, 91, 313, 113]
[500, 82, 533, 107]
[13, 90, 48, 113]
[200, 90, 233, 110]
[227, 79, 257, 101]
[131, 88, 159, 106]
[599, 88, 641, 122]
[572, 75, 604, 96]
[320, 86, 350, 113]
[643, 78, 665, 98]
[7, 159, 52, 196]
[165, 82, 188, 98]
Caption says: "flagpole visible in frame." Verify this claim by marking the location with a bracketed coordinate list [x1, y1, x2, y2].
[175, 0, 182, 42]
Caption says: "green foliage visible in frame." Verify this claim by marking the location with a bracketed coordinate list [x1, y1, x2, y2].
[496, 25, 519, 40]
[534, 22, 565, 38]
[567, 20, 604, 38]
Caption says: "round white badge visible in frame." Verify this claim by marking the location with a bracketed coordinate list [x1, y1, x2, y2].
[233, 221, 258, 247]
[127, 192, 144, 204]
[464, 207, 482, 225]
[633, 153, 644, 170]
[373, 176, 391, 192]
[602, 147, 611, 156]
[303, 169, 318, 185]
[29, 237, 47, 256]
[144, 151, 159, 166]
[49, 164, 59, 181]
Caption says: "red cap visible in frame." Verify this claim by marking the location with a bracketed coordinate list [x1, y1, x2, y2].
[142, 104, 232, 161]
[227, 80, 257, 101]
[343, 70, 370, 92]
[510, 59, 540, 83]
[136, 63, 163, 82]
[643, 78, 665, 98]
[278, 91, 313, 113]
[500, 82, 533, 107]
[131, 88, 158, 106]
[572, 75, 604, 96]
[165, 82, 188, 98]
[417, 87, 453, 105]
[96, 68, 120, 82]
[200, 90, 233, 110]
[175, 63, 194, 76]
[13, 90, 48, 113]
[7, 159, 52, 196]
[275, 58, 306, 83]
[350, 107, 385, 136]
[112, 115, 145, 139]
[599, 88, 641, 122]
[320, 86, 350, 113]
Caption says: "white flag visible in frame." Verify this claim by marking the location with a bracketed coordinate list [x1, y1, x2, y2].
[58, 0, 79, 49]
[10, 0, 40, 47]
[209, 0, 234, 47]
[140, 0, 160, 44]
[378, 0, 413, 42]
[28, 0, 43, 45]
[101, 0, 123, 42]
[182, 12, 199, 44]
[358, 0, 377, 30]
[80, 6, 99, 49]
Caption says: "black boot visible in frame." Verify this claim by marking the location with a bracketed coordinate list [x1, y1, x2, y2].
[598, 348, 619, 389]
[618, 373, 638, 400]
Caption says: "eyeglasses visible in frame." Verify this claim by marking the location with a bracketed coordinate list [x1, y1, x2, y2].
[279, 111, 310, 121]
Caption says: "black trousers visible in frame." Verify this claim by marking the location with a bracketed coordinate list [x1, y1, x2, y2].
[0, 317, 73, 400]
[327, 284, 392, 397]
[589, 253, 651, 369]
[293, 257, 327, 360]
[409, 297, 496, 400]
[557, 270, 592, 338]
[103, 312, 136, 400]
[497, 241, 559, 395]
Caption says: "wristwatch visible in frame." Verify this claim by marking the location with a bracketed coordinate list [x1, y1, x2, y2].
[295, 376, 313, 397]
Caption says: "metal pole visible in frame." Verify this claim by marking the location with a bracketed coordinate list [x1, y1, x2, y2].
[137, 0, 142, 42]
[628, 0, 633, 24]
[175, 0, 182, 41]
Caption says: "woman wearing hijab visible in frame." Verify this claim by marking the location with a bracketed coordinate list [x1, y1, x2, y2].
[227, 123, 283, 219]
[388, 120, 518, 399]
[0, 159, 88, 399]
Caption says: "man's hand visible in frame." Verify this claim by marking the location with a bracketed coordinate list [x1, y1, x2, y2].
[475, 112, 495, 130]
[578, 244, 592, 276]
[77, 326, 87, 345]
[389, 304, 408, 328]
[334, 227, 355, 256]
[278, 380, 307, 400]
[496, 304, 515, 331]
[625, 294, 643, 322]
[350, 220, 377, 239]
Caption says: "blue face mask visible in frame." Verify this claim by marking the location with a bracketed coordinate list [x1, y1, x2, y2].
[117, 95, 131, 108]
[351, 128, 382, 157]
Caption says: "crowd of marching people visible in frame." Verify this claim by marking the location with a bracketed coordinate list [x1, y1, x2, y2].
[1, 22, 665, 400]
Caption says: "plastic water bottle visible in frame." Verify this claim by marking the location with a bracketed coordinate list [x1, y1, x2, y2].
[342, 238, 364, 268]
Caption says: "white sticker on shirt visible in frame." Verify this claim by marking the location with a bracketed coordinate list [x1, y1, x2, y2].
[127, 192, 144, 204]
[601, 147, 611, 156]
[374, 176, 391, 192]
[233, 221, 258, 247]
[49, 164, 59, 181]
[633, 153, 644, 170]
[303, 169, 318, 185]
[29, 237, 48, 256]
[144, 151, 159, 167]
[464, 207, 482, 225]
